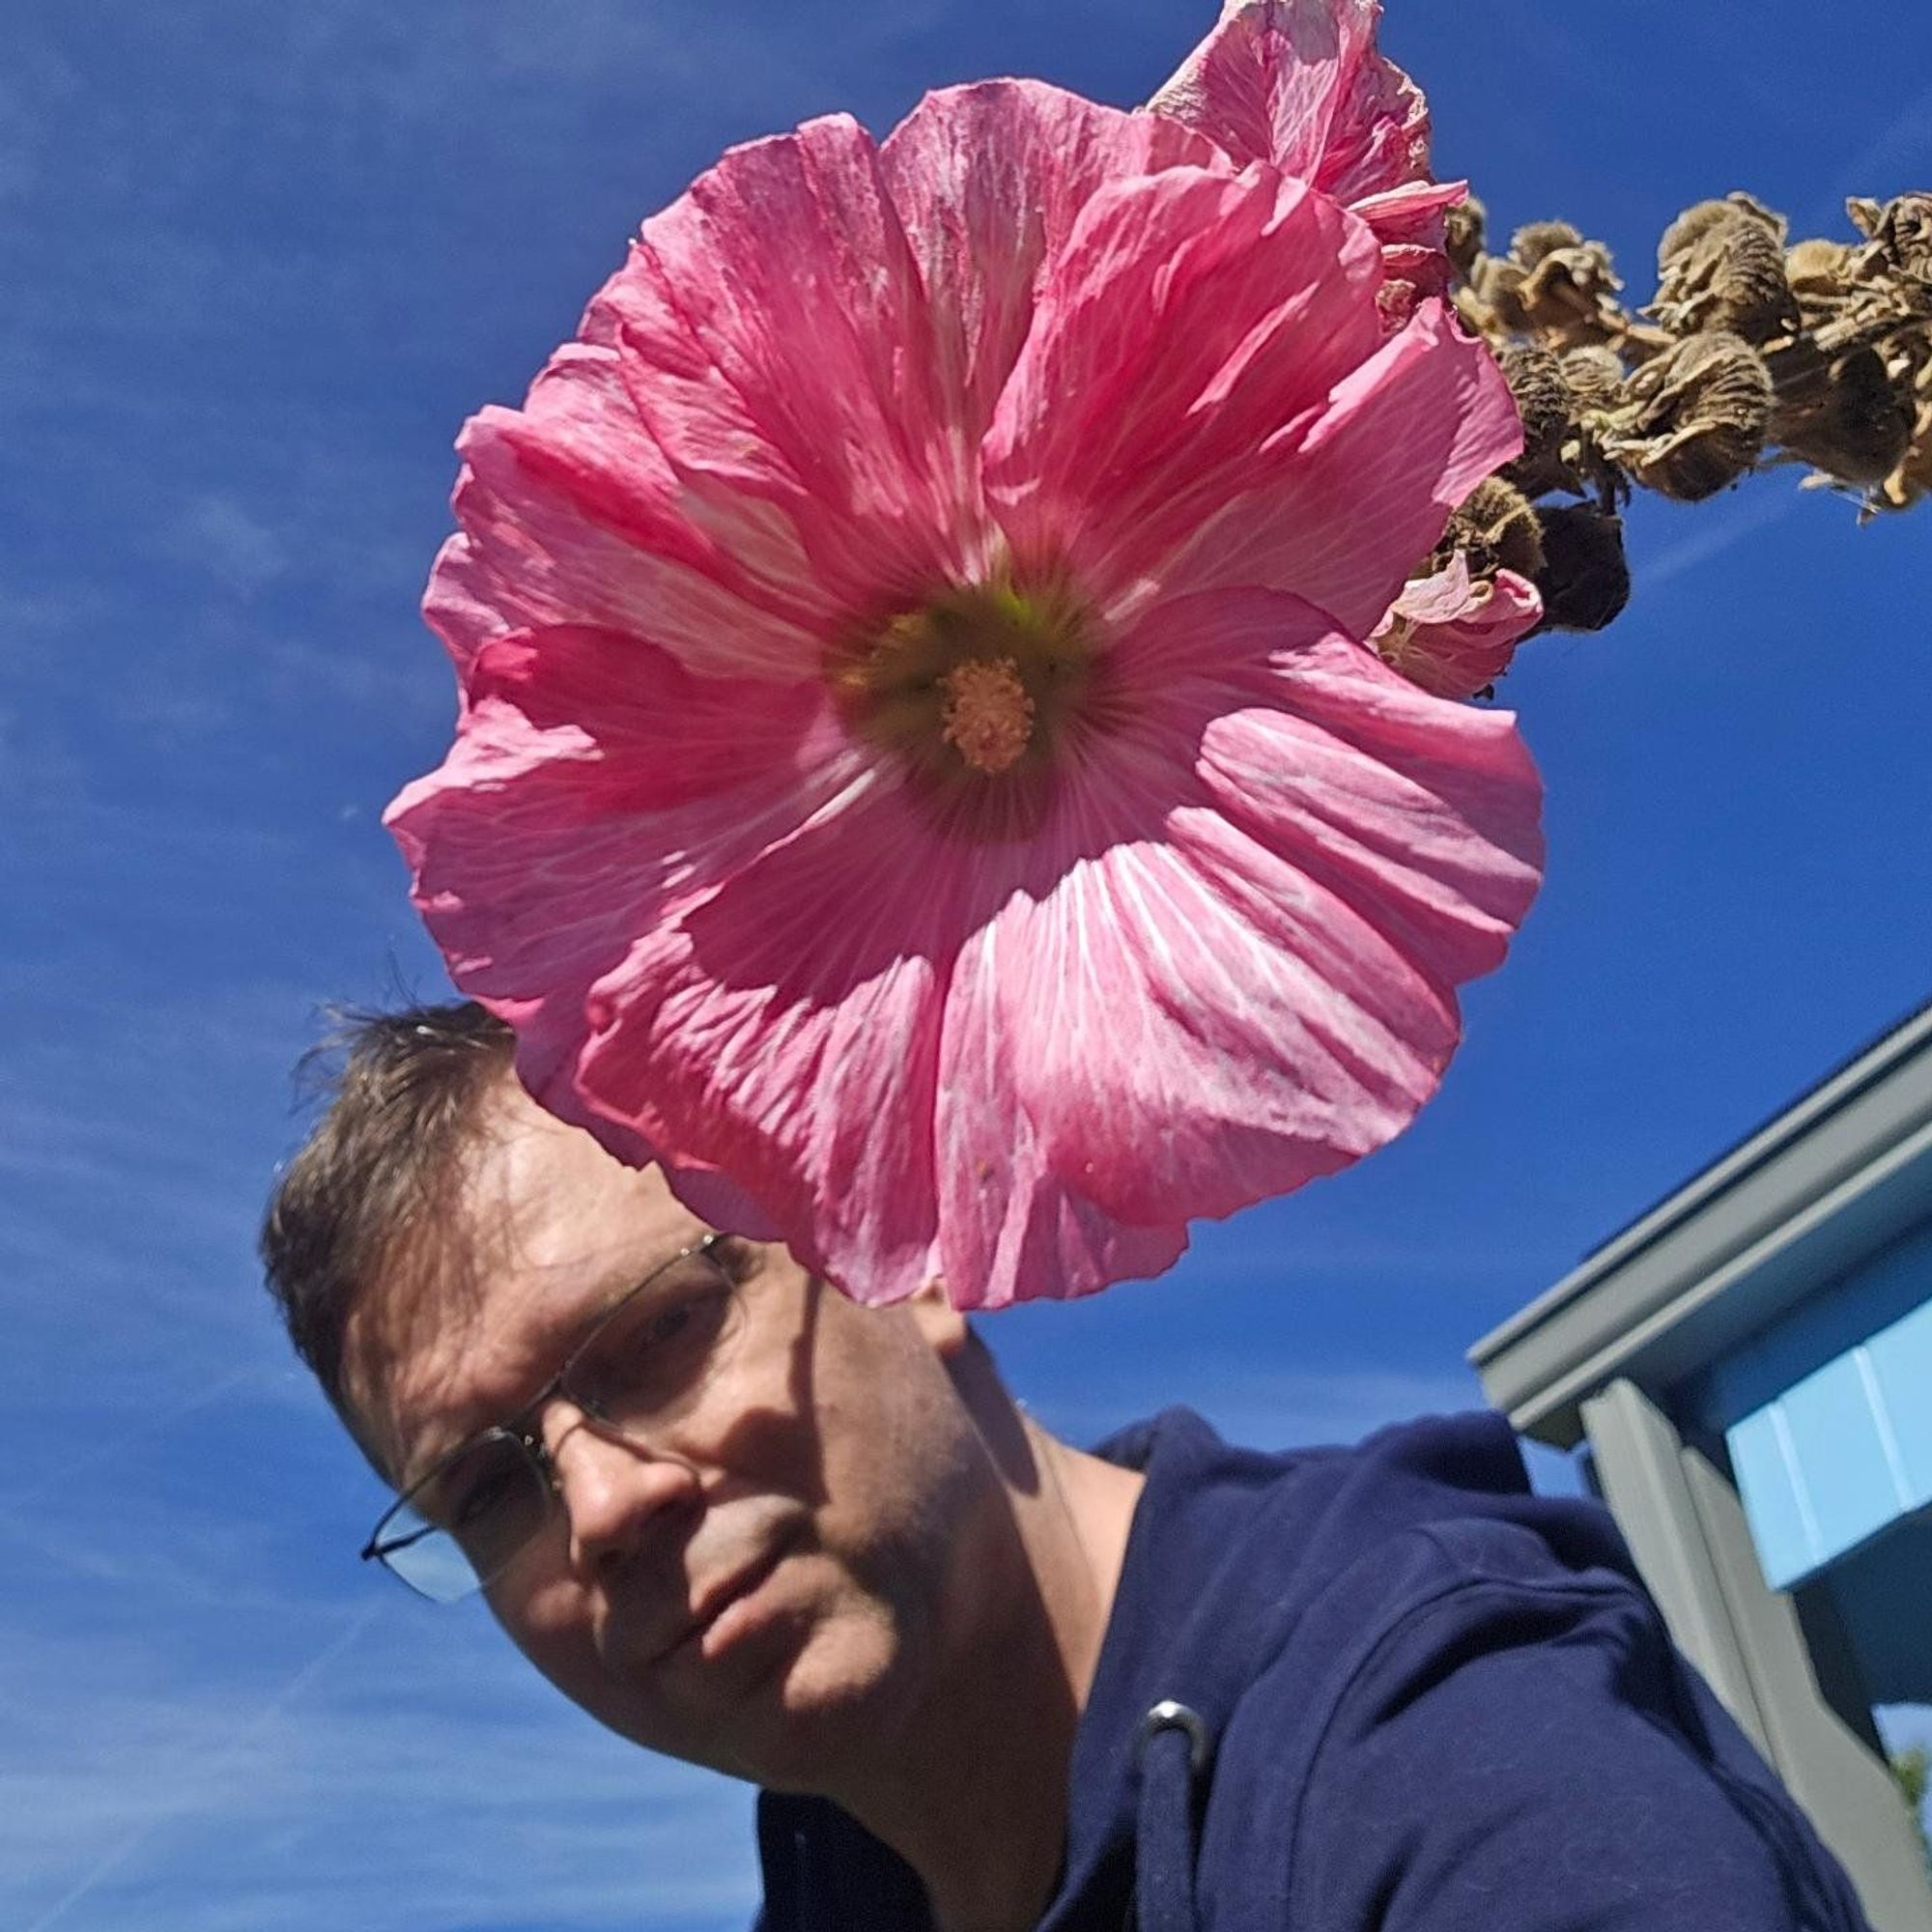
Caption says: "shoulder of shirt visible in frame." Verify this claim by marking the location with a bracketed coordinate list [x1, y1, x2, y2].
[1208, 1512, 1670, 1866]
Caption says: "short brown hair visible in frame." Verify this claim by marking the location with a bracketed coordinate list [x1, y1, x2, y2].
[260, 1001, 515, 1414]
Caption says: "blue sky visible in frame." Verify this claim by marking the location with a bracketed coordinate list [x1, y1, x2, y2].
[3, 0, 1929, 1926]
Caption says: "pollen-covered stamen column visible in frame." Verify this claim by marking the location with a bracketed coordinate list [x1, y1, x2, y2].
[830, 576, 1096, 788]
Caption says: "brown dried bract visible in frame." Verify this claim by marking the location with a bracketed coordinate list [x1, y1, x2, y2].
[1512, 222, 1627, 351]
[1768, 339, 1915, 486]
[1601, 332, 1773, 501]
[1652, 194, 1801, 345]
[1851, 192, 1932, 287]
[1436, 475, 1546, 582]
[1426, 178, 1932, 651]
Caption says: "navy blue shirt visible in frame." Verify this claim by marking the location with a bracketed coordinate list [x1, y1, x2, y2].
[754, 1409, 1874, 1930]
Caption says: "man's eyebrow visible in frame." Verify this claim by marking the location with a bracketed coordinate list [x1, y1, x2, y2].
[397, 1220, 737, 1486]
[408, 1236, 701, 1470]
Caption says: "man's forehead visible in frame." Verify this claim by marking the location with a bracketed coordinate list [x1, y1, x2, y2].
[342, 1075, 698, 1478]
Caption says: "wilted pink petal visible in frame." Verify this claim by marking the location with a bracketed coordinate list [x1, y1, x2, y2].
[1147, 0, 1457, 311]
[1309, 16, 1433, 207]
[1372, 554, 1545, 699]
[392, 71, 1545, 1309]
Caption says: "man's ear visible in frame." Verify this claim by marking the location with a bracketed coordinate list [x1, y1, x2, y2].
[906, 1278, 971, 1358]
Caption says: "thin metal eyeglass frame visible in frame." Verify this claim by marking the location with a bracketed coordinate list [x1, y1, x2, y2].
[358, 1231, 733, 1596]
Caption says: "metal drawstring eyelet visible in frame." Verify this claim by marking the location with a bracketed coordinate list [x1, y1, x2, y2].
[1136, 1699, 1211, 1778]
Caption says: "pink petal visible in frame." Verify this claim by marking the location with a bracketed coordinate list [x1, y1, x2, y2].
[518, 586, 1541, 1310]
[1373, 559, 1545, 699]
[983, 164, 1384, 604]
[1308, 16, 1435, 206]
[877, 81, 1226, 449]
[384, 623, 856, 1155]
[1148, 0, 1380, 178]
[569, 779, 965, 1305]
[1169, 590, 1545, 984]
[1354, 178, 1465, 313]
[939, 589, 1541, 1261]
[1158, 298, 1524, 636]
[1146, 0, 1452, 306]
[431, 345, 832, 684]
[1352, 177, 1466, 244]
[585, 113, 991, 616]
[567, 767, 1206, 1308]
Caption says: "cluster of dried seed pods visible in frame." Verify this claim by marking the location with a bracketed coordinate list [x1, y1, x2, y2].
[1415, 188, 1932, 664]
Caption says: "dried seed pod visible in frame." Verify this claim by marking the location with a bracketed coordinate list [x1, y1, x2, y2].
[1445, 196, 1486, 279]
[1603, 331, 1773, 500]
[1437, 475, 1546, 582]
[1470, 254, 1533, 335]
[1773, 342, 1915, 484]
[1894, 356, 1932, 508]
[1515, 233, 1623, 342]
[1879, 388, 1932, 510]
[1496, 343, 1577, 494]
[1653, 194, 1800, 344]
[1847, 197, 1886, 240]
[1559, 346, 1626, 412]
[1655, 200, 1741, 270]
[1785, 237, 1854, 304]
[1452, 282, 1509, 345]
[1512, 221, 1585, 267]
[1517, 232, 1627, 349]
[1532, 505, 1631, 633]
[1853, 191, 1932, 287]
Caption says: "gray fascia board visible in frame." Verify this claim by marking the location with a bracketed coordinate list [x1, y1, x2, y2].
[1470, 1009, 1932, 1449]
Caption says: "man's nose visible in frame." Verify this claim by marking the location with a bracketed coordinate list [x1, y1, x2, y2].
[542, 1405, 700, 1577]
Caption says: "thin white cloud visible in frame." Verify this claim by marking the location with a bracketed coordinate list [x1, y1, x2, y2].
[1644, 487, 1810, 593]
[16, 1608, 384, 1932]
[1818, 79, 1932, 226]
[2, 1606, 759, 1932]
[158, 494, 291, 600]
[0, 26, 79, 207]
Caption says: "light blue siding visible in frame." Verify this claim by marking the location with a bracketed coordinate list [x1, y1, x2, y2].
[1866, 1296, 1932, 1502]
[1727, 1406, 1819, 1587]
[1718, 1223, 1932, 1590]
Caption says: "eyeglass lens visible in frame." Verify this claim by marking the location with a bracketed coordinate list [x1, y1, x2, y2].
[372, 1244, 743, 1602]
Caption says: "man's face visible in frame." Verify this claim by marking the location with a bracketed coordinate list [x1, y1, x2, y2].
[341, 1074, 1011, 1789]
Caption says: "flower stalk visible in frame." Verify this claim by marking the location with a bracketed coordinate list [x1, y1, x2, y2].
[1435, 188, 1932, 645]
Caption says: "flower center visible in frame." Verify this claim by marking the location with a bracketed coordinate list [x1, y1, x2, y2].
[830, 576, 1094, 783]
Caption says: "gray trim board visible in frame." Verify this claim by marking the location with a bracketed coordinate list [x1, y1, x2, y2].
[1470, 1005, 1932, 1448]
[1581, 1381, 1932, 1932]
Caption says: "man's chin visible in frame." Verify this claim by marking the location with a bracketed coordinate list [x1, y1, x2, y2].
[644, 1607, 909, 1789]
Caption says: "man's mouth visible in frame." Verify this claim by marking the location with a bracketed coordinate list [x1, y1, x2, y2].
[651, 1533, 793, 1665]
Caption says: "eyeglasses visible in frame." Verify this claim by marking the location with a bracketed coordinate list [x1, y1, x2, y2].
[361, 1233, 746, 1603]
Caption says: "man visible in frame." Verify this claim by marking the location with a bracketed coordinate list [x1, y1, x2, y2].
[264, 1002, 1874, 1931]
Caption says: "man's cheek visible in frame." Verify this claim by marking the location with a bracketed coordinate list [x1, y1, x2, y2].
[490, 1576, 603, 1694]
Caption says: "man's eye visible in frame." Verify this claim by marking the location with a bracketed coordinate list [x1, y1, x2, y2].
[448, 1466, 521, 1530]
[574, 1274, 733, 1417]
[618, 1284, 723, 1358]
[641, 1296, 710, 1349]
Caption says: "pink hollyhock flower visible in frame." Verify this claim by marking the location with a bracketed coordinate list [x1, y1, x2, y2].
[1370, 554, 1544, 699]
[389, 77, 1543, 1311]
[1147, 0, 1465, 323]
